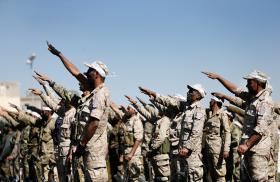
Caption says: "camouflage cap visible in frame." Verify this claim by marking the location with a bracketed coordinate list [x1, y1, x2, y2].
[243, 70, 270, 83]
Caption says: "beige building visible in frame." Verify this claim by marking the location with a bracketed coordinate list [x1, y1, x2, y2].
[0, 81, 44, 110]
[0, 82, 20, 110]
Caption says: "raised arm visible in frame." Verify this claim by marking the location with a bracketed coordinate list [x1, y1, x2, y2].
[202, 71, 239, 95]
[125, 95, 153, 121]
[212, 92, 245, 109]
[34, 71, 79, 104]
[33, 76, 59, 102]
[47, 41, 88, 87]
[29, 88, 64, 116]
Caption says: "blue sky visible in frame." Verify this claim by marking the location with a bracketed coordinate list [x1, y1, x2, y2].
[0, 0, 279, 105]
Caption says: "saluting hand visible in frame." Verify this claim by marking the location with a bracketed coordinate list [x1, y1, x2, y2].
[125, 95, 137, 105]
[211, 92, 225, 102]
[29, 88, 42, 96]
[34, 71, 51, 82]
[47, 41, 61, 56]
[201, 71, 220, 80]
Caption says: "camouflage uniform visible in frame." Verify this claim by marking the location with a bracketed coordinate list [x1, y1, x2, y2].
[154, 95, 205, 182]
[50, 81, 91, 181]
[18, 110, 56, 182]
[123, 114, 144, 181]
[81, 83, 110, 181]
[17, 111, 42, 181]
[40, 93, 76, 181]
[226, 116, 242, 182]
[39, 117, 56, 181]
[0, 130, 16, 180]
[150, 116, 171, 182]
[131, 102, 157, 181]
[204, 109, 231, 182]
[236, 88, 273, 181]
[131, 102, 157, 156]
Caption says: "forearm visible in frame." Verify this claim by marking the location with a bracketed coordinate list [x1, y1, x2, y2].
[217, 77, 238, 94]
[132, 103, 152, 120]
[50, 82, 75, 103]
[81, 120, 99, 146]
[18, 111, 36, 125]
[154, 95, 180, 111]
[129, 140, 141, 156]
[40, 94, 59, 113]
[58, 54, 88, 85]
[245, 133, 262, 149]
[2, 113, 19, 127]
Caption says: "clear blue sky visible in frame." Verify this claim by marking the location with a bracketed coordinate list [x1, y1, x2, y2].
[0, 0, 279, 105]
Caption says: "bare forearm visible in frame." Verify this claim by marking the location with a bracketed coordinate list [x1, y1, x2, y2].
[245, 133, 262, 149]
[217, 77, 238, 94]
[58, 54, 88, 85]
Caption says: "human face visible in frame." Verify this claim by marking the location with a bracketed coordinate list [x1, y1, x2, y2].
[210, 99, 215, 108]
[187, 88, 201, 103]
[246, 79, 258, 94]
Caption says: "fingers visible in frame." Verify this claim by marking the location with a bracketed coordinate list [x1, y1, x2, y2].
[34, 71, 42, 77]
[124, 95, 130, 100]
[201, 71, 209, 75]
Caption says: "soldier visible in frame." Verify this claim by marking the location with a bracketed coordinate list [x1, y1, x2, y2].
[72, 61, 110, 181]
[111, 103, 144, 182]
[203, 70, 274, 181]
[17, 106, 57, 182]
[204, 96, 231, 182]
[129, 93, 172, 182]
[140, 84, 206, 182]
[125, 96, 156, 181]
[30, 84, 76, 182]
[0, 117, 17, 181]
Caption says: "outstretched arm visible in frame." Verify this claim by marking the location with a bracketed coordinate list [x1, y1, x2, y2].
[47, 41, 88, 87]
[202, 71, 239, 95]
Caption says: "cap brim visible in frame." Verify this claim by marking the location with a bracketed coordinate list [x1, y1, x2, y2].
[187, 85, 193, 90]
[84, 63, 92, 68]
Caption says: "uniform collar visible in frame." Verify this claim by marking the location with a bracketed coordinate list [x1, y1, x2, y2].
[188, 100, 201, 109]
[91, 83, 105, 94]
[254, 89, 269, 101]
[209, 108, 222, 117]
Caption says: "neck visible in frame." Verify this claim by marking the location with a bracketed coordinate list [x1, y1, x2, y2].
[252, 87, 264, 96]
[211, 105, 219, 114]
[83, 90, 91, 96]
[190, 99, 199, 105]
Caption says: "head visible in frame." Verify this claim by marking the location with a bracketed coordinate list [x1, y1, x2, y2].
[187, 88, 202, 103]
[186, 84, 206, 104]
[126, 106, 136, 117]
[210, 98, 223, 110]
[244, 70, 269, 95]
[41, 107, 54, 120]
[246, 79, 266, 95]
[84, 61, 109, 89]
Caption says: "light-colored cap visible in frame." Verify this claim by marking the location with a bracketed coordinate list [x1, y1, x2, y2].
[187, 84, 206, 98]
[84, 60, 109, 78]
[26, 110, 32, 114]
[42, 107, 52, 111]
[31, 112, 42, 119]
[243, 70, 269, 83]
[211, 96, 223, 104]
